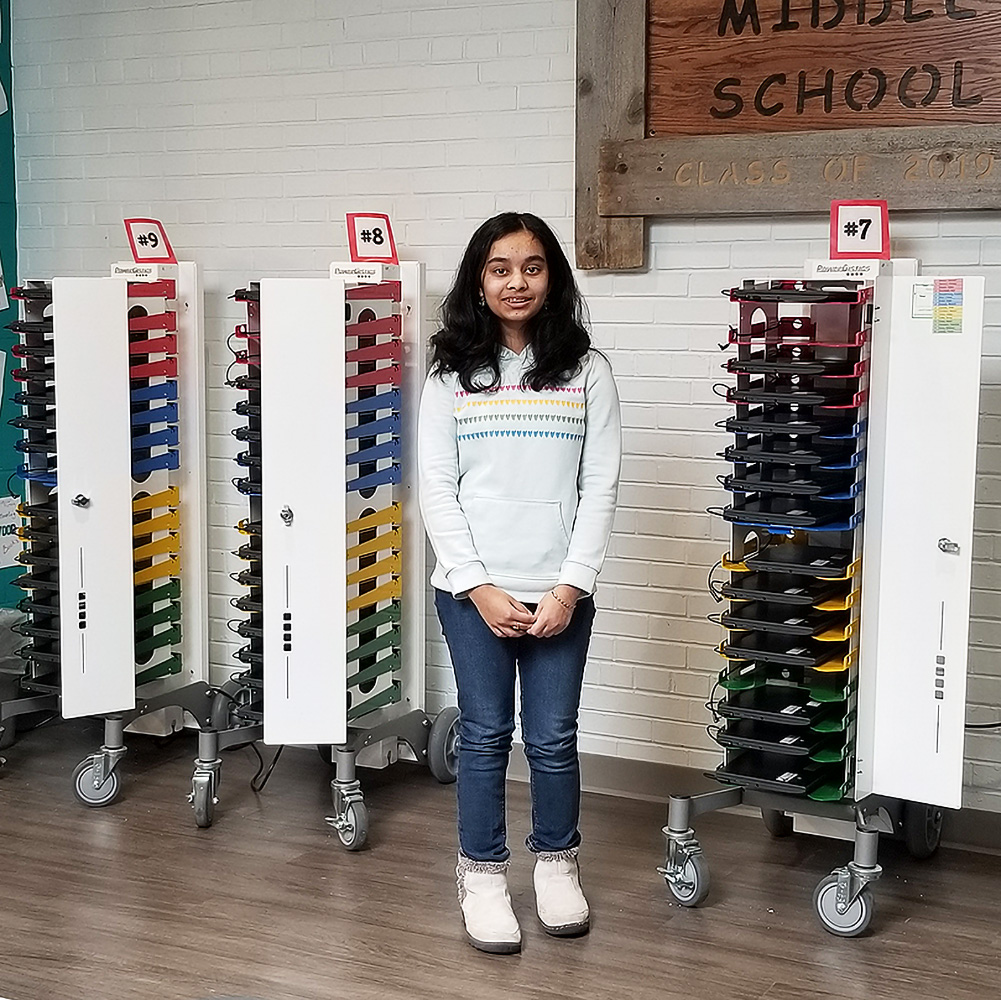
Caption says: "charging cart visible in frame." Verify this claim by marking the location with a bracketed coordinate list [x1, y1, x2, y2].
[660, 265, 984, 935]
[4, 264, 213, 805]
[222, 263, 456, 847]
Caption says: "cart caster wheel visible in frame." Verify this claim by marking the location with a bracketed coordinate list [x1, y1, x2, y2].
[427, 706, 459, 784]
[902, 801, 943, 860]
[72, 757, 120, 808]
[665, 852, 711, 907]
[335, 801, 369, 851]
[210, 679, 255, 736]
[761, 808, 794, 838]
[191, 771, 215, 829]
[813, 874, 874, 937]
[0, 719, 16, 751]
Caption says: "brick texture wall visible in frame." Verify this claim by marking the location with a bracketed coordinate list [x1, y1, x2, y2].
[11, 0, 1001, 809]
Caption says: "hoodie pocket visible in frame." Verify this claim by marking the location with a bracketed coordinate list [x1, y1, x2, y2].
[464, 494, 570, 582]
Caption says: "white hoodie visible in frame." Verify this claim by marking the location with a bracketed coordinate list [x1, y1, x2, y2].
[418, 345, 621, 603]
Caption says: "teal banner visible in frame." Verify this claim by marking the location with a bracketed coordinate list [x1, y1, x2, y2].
[0, 0, 20, 607]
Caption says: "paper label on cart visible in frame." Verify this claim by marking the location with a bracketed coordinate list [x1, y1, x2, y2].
[911, 282, 934, 319]
[780, 704, 801, 715]
[779, 735, 799, 745]
[0, 494, 20, 569]
[784, 587, 805, 594]
[784, 617, 805, 625]
[806, 258, 881, 280]
[786, 509, 806, 516]
[776, 771, 799, 782]
[330, 261, 383, 283]
[111, 261, 161, 278]
[806, 700, 821, 707]
[810, 558, 831, 566]
[786, 646, 807, 655]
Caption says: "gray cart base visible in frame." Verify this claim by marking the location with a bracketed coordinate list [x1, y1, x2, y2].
[659, 784, 943, 936]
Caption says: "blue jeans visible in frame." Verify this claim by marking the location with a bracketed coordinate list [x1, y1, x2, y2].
[434, 589, 596, 863]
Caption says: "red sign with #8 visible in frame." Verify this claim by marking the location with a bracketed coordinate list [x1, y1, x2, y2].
[346, 213, 399, 265]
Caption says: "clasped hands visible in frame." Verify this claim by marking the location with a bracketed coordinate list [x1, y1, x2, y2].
[468, 583, 583, 639]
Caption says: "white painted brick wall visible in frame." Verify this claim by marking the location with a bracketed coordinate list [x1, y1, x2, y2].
[10, 0, 1001, 810]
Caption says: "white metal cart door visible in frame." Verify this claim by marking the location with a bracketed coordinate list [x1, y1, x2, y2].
[53, 278, 136, 718]
[260, 278, 347, 745]
[858, 275, 984, 808]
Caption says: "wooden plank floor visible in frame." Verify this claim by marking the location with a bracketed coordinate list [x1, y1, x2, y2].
[1, 718, 999, 1000]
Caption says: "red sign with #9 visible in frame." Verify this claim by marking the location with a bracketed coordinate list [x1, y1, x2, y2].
[124, 218, 177, 264]
[346, 213, 399, 265]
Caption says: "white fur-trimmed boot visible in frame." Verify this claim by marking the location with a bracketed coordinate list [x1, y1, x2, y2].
[533, 848, 590, 937]
[456, 854, 522, 954]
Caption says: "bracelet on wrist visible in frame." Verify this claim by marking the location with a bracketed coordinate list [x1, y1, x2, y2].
[551, 588, 575, 611]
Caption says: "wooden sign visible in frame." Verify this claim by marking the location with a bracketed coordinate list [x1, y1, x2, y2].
[647, 1, 1001, 137]
[576, 0, 1001, 269]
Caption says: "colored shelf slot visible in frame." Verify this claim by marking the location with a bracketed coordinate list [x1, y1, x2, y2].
[134, 554, 181, 586]
[347, 528, 401, 559]
[134, 578, 181, 609]
[131, 381, 178, 403]
[135, 653, 184, 687]
[133, 486, 179, 513]
[128, 279, 175, 299]
[346, 554, 401, 586]
[128, 312, 177, 333]
[346, 626, 400, 662]
[132, 402, 178, 427]
[133, 510, 180, 536]
[129, 335, 176, 355]
[345, 340, 402, 364]
[346, 413, 400, 439]
[345, 281, 401, 302]
[132, 426, 179, 451]
[346, 680, 401, 721]
[346, 503, 400, 534]
[135, 601, 181, 633]
[343, 315, 401, 339]
[135, 624, 181, 657]
[133, 451, 180, 475]
[346, 438, 400, 466]
[346, 602, 401, 635]
[346, 365, 400, 390]
[346, 578, 401, 611]
[130, 358, 177, 379]
[346, 388, 400, 415]
[347, 466, 401, 492]
[134, 533, 180, 561]
[346, 652, 401, 689]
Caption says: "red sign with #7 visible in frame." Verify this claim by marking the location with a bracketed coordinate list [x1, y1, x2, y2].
[829, 200, 890, 260]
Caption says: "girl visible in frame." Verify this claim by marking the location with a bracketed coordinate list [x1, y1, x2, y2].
[418, 213, 621, 954]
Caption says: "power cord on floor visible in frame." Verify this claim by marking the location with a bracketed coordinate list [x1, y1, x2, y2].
[249, 742, 284, 792]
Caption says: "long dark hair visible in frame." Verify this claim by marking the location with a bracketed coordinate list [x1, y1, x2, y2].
[430, 213, 591, 393]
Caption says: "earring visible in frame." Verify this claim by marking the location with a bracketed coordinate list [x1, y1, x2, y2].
[478, 292, 486, 307]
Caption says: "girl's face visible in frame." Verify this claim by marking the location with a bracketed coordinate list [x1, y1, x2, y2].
[479, 230, 549, 334]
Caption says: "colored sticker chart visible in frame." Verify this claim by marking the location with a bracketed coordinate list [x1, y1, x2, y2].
[932, 278, 964, 336]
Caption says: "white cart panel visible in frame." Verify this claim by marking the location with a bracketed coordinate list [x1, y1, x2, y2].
[53, 278, 137, 718]
[858, 275, 984, 809]
[260, 278, 347, 745]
